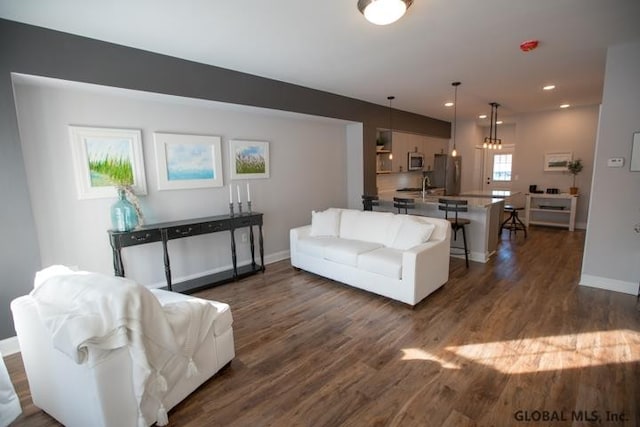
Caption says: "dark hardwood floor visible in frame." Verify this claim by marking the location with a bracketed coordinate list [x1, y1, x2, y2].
[5, 226, 639, 426]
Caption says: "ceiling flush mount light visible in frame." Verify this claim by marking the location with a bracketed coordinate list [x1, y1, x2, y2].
[483, 102, 502, 150]
[543, 85, 556, 91]
[444, 102, 454, 107]
[560, 104, 570, 109]
[450, 82, 461, 157]
[357, 0, 413, 25]
[478, 114, 487, 119]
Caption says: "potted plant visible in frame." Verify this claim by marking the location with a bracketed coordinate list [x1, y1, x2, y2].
[567, 159, 583, 195]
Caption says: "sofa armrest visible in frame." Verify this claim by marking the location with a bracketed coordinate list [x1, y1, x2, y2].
[401, 231, 451, 303]
[289, 225, 312, 266]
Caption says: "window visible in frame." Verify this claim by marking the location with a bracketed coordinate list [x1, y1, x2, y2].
[493, 154, 512, 181]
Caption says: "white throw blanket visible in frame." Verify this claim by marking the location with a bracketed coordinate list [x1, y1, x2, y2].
[31, 266, 217, 427]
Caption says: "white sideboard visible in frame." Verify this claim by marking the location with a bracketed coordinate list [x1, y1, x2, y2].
[525, 193, 578, 231]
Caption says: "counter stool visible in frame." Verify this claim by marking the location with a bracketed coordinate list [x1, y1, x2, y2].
[393, 197, 415, 214]
[362, 194, 379, 211]
[500, 205, 527, 238]
[439, 198, 470, 268]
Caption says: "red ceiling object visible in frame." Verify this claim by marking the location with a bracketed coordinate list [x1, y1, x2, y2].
[520, 40, 539, 52]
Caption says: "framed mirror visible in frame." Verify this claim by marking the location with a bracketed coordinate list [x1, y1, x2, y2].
[631, 132, 640, 172]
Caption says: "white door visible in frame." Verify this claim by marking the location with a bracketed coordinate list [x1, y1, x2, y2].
[482, 144, 515, 192]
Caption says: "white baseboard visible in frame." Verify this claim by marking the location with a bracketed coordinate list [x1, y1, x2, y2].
[0, 336, 20, 356]
[580, 274, 639, 295]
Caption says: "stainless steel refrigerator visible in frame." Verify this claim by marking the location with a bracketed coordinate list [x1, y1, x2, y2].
[432, 154, 462, 195]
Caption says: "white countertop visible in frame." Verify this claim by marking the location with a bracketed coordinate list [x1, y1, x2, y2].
[458, 190, 520, 198]
[378, 190, 505, 209]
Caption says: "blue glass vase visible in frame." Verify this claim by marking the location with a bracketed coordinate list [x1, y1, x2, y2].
[110, 188, 139, 232]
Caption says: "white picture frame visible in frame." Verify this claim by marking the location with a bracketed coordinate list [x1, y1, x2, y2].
[544, 152, 572, 172]
[69, 126, 147, 199]
[154, 133, 224, 190]
[229, 140, 270, 180]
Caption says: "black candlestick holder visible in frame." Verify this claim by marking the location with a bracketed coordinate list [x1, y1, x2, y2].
[237, 201, 243, 215]
[247, 201, 252, 213]
[229, 202, 235, 217]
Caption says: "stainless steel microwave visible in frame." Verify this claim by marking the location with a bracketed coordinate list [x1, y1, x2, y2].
[408, 152, 425, 170]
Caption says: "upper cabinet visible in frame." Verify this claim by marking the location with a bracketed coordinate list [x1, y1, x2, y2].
[376, 129, 449, 174]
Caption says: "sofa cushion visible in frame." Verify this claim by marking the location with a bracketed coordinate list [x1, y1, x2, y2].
[339, 210, 394, 244]
[310, 208, 341, 237]
[358, 247, 404, 279]
[297, 236, 342, 258]
[323, 239, 383, 267]
[389, 217, 436, 250]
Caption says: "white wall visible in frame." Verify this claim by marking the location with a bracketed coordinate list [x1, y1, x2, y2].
[513, 106, 598, 228]
[13, 76, 350, 287]
[454, 107, 598, 228]
[581, 41, 640, 295]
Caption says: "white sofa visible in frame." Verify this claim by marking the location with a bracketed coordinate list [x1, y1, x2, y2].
[290, 208, 451, 306]
[11, 267, 234, 427]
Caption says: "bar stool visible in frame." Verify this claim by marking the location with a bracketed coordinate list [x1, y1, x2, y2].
[500, 204, 527, 238]
[393, 197, 415, 214]
[438, 198, 470, 268]
[361, 194, 379, 211]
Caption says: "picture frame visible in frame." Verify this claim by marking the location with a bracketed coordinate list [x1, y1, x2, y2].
[229, 140, 270, 180]
[154, 133, 224, 190]
[69, 126, 147, 199]
[544, 152, 572, 172]
[631, 132, 640, 172]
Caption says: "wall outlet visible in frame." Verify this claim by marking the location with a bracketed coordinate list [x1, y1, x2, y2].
[241, 232, 248, 243]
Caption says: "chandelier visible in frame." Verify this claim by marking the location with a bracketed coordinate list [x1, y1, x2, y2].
[483, 102, 502, 150]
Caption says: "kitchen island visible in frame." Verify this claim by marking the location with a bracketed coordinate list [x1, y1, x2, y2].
[378, 191, 505, 263]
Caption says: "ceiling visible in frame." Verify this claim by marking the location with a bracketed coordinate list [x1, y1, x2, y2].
[2, 0, 640, 123]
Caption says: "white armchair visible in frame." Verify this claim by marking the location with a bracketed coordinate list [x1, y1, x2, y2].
[10, 266, 234, 427]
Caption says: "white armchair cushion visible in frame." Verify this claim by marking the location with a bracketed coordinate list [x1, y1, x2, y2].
[310, 209, 340, 237]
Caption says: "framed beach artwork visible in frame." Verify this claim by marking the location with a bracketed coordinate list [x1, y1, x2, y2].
[154, 133, 223, 190]
[543, 152, 572, 172]
[69, 126, 147, 199]
[229, 140, 270, 180]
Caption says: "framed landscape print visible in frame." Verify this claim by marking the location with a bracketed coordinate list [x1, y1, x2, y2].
[229, 140, 270, 180]
[544, 152, 572, 172]
[69, 126, 147, 199]
[154, 133, 223, 190]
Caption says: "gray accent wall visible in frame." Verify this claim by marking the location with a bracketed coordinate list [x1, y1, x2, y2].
[0, 19, 449, 339]
[581, 41, 640, 295]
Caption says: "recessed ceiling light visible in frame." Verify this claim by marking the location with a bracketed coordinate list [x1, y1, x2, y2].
[478, 114, 487, 119]
[543, 85, 556, 91]
[560, 104, 570, 109]
[444, 102, 454, 107]
[496, 121, 503, 125]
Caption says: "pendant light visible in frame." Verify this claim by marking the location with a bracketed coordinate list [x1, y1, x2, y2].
[450, 82, 460, 157]
[357, 0, 413, 26]
[483, 102, 502, 150]
[387, 96, 394, 160]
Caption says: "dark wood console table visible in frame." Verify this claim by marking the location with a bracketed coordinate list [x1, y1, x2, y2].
[108, 212, 264, 293]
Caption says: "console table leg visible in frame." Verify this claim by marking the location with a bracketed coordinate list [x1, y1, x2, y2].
[230, 230, 238, 279]
[249, 225, 256, 270]
[259, 224, 265, 272]
[113, 248, 124, 277]
[161, 230, 173, 291]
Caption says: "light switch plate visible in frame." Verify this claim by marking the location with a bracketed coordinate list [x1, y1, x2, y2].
[607, 157, 624, 167]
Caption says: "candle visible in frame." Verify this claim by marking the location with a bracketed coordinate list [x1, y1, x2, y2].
[246, 182, 251, 202]
[237, 184, 241, 203]
[229, 185, 233, 204]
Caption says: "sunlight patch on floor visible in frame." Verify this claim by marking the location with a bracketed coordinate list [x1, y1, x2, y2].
[443, 330, 640, 374]
[400, 348, 461, 369]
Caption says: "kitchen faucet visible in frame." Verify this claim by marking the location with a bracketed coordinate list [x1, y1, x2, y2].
[422, 175, 431, 198]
